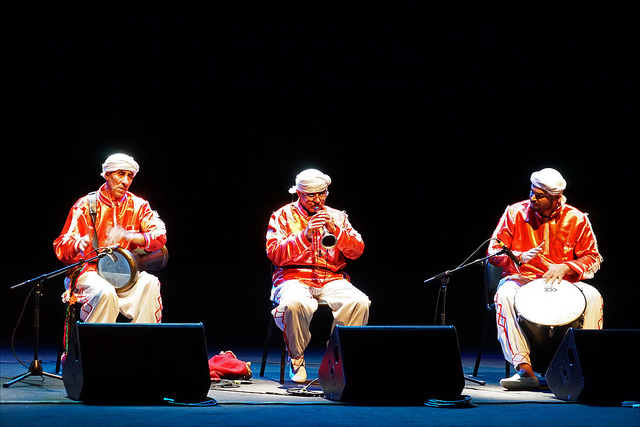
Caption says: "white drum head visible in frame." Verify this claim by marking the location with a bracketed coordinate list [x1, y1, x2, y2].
[515, 278, 586, 326]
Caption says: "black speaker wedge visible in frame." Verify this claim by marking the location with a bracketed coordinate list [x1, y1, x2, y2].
[546, 328, 640, 405]
[62, 322, 211, 405]
[318, 325, 465, 405]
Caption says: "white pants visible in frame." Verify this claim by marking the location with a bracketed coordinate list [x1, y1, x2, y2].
[66, 271, 163, 323]
[271, 279, 371, 359]
[494, 278, 603, 369]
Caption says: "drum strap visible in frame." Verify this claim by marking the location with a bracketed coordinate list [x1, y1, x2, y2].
[65, 192, 98, 351]
[87, 191, 99, 250]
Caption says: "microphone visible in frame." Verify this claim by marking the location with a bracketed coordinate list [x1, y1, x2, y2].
[495, 239, 522, 267]
[104, 247, 118, 262]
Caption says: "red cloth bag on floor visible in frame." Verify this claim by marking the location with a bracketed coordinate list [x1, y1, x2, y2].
[208, 351, 252, 382]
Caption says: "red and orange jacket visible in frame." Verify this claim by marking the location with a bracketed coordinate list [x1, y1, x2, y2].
[266, 201, 364, 288]
[53, 184, 167, 274]
[488, 200, 602, 283]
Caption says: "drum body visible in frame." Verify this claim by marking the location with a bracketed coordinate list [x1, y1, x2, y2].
[97, 246, 169, 293]
[515, 278, 586, 373]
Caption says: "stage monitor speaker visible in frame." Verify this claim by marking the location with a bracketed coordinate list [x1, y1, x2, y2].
[63, 322, 211, 404]
[546, 328, 640, 405]
[318, 325, 465, 404]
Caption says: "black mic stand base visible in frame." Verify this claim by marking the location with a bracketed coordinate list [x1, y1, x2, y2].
[464, 376, 486, 386]
[3, 360, 62, 388]
[3, 280, 63, 388]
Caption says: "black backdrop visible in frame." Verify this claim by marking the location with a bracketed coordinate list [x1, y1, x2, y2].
[4, 3, 638, 354]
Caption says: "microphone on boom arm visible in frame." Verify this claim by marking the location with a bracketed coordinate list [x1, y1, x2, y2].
[495, 238, 522, 267]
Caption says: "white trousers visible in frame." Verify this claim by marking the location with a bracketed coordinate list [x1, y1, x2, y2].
[494, 279, 603, 369]
[271, 279, 371, 359]
[66, 271, 163, 323]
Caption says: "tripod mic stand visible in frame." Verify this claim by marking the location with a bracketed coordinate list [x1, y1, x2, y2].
[3, 279, 63, 386]
[3, 251, 109, 388]
[423, 249, 507, 386]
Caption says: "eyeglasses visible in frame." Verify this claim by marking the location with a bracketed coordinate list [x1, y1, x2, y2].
[529, 190, 549, 200]
[302, 190, 329, 199]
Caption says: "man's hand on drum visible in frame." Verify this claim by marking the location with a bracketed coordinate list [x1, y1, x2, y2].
[75, 234, 92, 256]
[543, 263, 571, 284]
[106, 225, 146, 246]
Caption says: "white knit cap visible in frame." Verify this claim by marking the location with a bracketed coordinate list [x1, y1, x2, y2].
[101, 153, 140, 179]
[288, 169, 332, 194]
[530, 168, 566, 196]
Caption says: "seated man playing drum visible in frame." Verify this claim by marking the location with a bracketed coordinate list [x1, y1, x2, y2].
[54, 153, 167, 323]
[488, 168, 603, 390]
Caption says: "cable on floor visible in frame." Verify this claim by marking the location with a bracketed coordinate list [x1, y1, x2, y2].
[424, 395, 477, 408]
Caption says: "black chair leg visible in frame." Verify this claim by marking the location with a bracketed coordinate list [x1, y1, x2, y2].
[261, 311, 289, 384]
[280, 335, 286, 384]
[260, 316, 275, 378]
[55, 343, 64, 374]
[472, 308, 493, 377]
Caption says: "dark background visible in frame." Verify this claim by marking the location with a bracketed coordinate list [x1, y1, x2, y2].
[4, 3, 638, 355]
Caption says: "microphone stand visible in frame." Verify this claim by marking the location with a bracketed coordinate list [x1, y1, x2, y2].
[423, 249, 507, 386]
[3, 251, 110, 388]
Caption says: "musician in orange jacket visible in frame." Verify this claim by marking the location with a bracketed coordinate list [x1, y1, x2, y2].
[488, 168, 603, 390]
[53, 153, 167, 323]
[266, 169, 370, 383]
